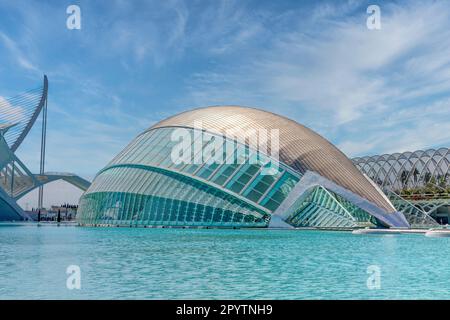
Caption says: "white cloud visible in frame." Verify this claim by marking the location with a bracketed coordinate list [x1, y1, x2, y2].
[181, 0, 450, 155]
[0, 96, 25, 119]
[0, 31, 40, 73]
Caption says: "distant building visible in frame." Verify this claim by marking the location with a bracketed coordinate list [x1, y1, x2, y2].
[353, 149, 450, 226]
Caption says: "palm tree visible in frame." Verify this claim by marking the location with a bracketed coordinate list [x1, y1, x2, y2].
[400, 170, 409, 189]
[412, 168, 420, 184]
[438, 175, 447, 188]
[424, 172, 432, 184]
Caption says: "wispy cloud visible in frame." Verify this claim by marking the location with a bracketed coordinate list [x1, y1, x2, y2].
[0, 31, 40, 73]
[180, 0, 450, 156]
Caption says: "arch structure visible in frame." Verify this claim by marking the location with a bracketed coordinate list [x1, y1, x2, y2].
[386, 191, 440, 228]
[353, 148, 450, 227]
[78, 106, 408, 229]
[353, 148, 450, 192]
[0, 76, 90, 221]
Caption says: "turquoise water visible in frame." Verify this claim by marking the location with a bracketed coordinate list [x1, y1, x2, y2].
[0, 223, 449, 299]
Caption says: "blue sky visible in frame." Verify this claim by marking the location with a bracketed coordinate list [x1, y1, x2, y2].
[1, 0, 450, 206]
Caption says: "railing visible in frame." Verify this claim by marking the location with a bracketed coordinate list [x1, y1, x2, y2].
[398, 193, 450, 201]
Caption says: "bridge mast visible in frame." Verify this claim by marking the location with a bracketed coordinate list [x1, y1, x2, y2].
[38, 75, 48, 210]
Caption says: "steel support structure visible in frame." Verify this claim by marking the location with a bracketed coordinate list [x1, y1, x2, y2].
[38, 86, 48, 209]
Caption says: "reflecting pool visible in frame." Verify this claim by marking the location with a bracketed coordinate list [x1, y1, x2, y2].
[0, 223, 449, 299]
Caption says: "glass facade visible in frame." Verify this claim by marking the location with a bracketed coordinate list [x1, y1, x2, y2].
[79, 166, 269, 227]
[78, 127, 300, 227]
[285, 186, 377, 228]
[77, 124, 396, 229]
[75, 102, 416, 230]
